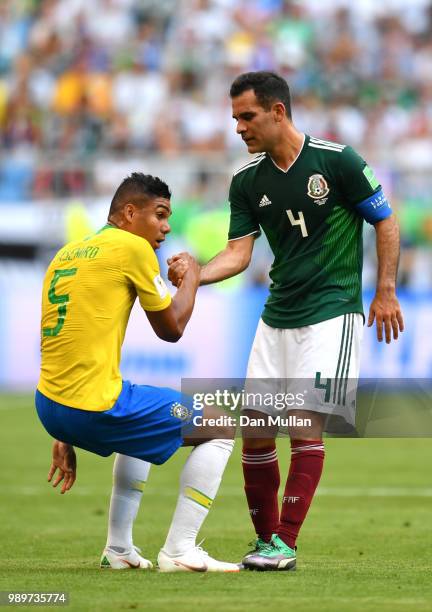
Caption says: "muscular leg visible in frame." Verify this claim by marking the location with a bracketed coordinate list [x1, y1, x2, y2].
[161, 406, 235, 556]
[286, 409, 326, 441]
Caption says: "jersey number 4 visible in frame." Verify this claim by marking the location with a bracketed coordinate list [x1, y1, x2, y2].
[43, 268, 78, 337]
[287, 210, 308, 237]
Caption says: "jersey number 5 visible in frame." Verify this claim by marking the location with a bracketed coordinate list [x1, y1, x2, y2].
[287, 209, 308, 237]
[43, 268, 78, 337]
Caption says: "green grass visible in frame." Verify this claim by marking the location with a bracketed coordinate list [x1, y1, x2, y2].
[1, 394, 431, 611]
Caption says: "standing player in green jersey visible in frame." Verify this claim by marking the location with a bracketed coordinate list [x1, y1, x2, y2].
[168, 71, 404, 571]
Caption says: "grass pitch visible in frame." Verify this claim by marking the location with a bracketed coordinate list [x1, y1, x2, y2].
[0, 393, 431, 612]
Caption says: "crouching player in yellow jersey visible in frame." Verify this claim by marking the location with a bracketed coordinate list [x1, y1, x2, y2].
[35, 173, 239, 573]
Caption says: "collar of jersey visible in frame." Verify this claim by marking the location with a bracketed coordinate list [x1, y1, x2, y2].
[267, 133, 307, 174]
[97, 223, 118, 233]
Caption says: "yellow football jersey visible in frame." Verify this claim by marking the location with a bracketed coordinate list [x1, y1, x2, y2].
[38, 225, 171, 411]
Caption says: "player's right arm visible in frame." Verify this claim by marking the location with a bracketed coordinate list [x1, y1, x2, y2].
[201, 234, 255, 284]
[168, 235, 255, 286]
[122, 237, 200, 343]
[169, 171, 258, 286]
[146, 253, 200, 342]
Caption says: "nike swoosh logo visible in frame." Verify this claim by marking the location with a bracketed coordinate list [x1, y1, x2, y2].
[122, 559, 141, 569]
[173, 560, 208, 572]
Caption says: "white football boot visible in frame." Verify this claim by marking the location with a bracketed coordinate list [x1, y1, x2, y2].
[157, 545, 240, 573]
[100, 546, 153, 570]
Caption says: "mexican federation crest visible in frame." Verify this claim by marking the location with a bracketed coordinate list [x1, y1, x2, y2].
[307, 174, 329, 205]
[170, 402, 193, 421]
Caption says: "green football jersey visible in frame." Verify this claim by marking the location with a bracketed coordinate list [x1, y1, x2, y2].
[228, 135, 383, 328]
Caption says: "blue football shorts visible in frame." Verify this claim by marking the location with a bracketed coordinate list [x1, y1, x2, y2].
[35, 380, 199, 465]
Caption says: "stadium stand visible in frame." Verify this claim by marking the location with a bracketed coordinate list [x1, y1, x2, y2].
[0, 0, 431, 288]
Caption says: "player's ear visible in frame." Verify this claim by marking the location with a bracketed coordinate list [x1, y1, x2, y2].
[273, 102, 286, 122]
[123, 202, 135, 223]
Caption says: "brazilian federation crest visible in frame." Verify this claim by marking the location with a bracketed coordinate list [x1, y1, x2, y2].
[170, 402, 192, 421]
[307, 174, 329, 204]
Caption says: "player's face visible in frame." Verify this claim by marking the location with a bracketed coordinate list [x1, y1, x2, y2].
[232, 90, 279, 153]
[128, 197, 172, 249]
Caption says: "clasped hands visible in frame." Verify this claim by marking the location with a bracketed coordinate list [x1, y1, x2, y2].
[167, 252, 199, 287]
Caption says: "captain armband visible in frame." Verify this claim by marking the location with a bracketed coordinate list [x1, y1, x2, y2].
[355, 189, 392, 224]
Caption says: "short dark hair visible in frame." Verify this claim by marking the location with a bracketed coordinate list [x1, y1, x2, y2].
[109, 172, 171, 217]
[230, 71, 292, 119]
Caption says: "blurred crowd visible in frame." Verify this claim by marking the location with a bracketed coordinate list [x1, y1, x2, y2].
[1, 0, 432, 287]
[2, 0, 432, 159]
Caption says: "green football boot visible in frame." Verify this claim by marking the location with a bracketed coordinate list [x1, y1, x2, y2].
[242, 537, 270, 563]
[242, 534, 296, 571]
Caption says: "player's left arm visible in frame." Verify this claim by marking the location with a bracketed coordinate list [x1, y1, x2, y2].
[368, 215, 404, 343]
[338, 146, 404, 343]
[47, 440, 77, 494]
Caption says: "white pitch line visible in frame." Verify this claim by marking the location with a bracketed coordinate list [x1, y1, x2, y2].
[317, 487, 432, 497]
[5, 486, 432, 497]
